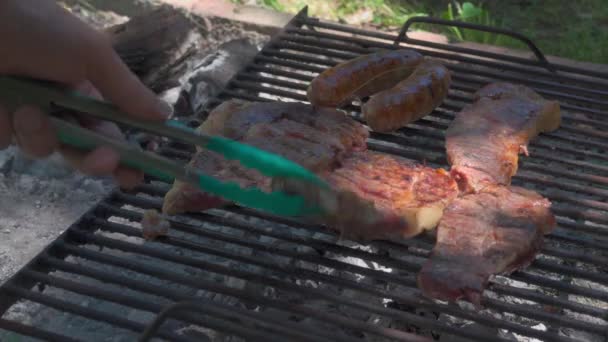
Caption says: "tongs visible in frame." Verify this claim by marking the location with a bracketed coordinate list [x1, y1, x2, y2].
[0, 76, 329, 218]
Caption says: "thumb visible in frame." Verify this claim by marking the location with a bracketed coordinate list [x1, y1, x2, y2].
[85, 38, 173, 121]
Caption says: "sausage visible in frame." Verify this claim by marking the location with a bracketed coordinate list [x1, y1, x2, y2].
[307, 49, 424, 107]
[361, 59, 451, 133]
[351, 65, 421, 101]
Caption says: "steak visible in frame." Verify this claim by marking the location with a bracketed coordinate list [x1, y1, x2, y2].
[163, 100, 369, 215]
[446, 82, 561, 194]
[162, 147, 270, 215]
[275, 151, 459, 241]
[199, 99, 369, 148]
[162, 100, 458, 241]
[417, 185, 555, 305]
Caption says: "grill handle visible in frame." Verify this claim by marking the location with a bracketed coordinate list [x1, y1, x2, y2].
[394, 16, 556, 73]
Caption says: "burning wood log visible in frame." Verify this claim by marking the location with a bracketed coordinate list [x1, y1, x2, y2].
[104, 4, 263, 119]
[105, 4, 204, 93]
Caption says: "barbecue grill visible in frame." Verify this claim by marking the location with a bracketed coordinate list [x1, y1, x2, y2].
[2, 7, 608, 342]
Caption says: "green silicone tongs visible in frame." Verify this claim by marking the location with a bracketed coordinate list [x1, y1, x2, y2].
[0, 76, 329, 218]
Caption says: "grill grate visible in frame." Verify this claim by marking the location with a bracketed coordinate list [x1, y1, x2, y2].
[2, 7, 608, 342]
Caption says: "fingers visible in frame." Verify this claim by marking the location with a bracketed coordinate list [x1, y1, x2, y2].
[0, 104, 12, 149]
[79, 146, 120, 176]
[12, 105, 58, 158]
[55, 81, 145, 189]
[85, 36, 172, 122]
[59, 143, 120, 177]
[113, 167, 144, 191]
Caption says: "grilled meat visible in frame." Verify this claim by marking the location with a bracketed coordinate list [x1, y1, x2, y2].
[162, 147, 269, 215]
[417, 185, 555, 305]
[163, 100, 369, 216]
[307, 49, 424, 107]
[141, 210, 171, 240]
[275, 151, 459, 241]
[162, 100, 458, 241]
[446, 82, 561, 193]
[199, 99, 369, 150]
[362, 59, 451, 133]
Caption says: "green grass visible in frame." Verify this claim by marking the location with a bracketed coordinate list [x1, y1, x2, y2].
[482, 0, 608, 64]
[334, 0, 427, 27]
[234, 0, 608, 64]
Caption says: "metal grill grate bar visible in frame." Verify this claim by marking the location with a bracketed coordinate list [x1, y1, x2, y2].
[272, 35, 608, 106]
[111, 196, 608, 319]
[271, 38, 608, 99]
[123, 187, 608, 308]
[288, 21, 608, 84]
[128, 189, 608, 282]
[67, 214, 585, 342]
[0, 319, 80, 342]
[102, 196, 606, 338]
[212, 86, 608, 182]
[2, 285, 188, 341]
[246, 52, 608, 136]
[259, 45, 608, 114]
[67, 228, 488, 340]
[21, 269, 332, 342]
[49, 242, 431, 342]
[298, 16, 608, 80]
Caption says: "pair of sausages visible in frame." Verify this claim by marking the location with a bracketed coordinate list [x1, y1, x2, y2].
[307, 49, 451, 133]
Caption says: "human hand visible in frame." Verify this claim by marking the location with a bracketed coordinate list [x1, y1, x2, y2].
[0, 0, 172, 189]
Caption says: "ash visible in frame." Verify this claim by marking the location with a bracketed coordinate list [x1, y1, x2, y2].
[0, 148, 114, 286]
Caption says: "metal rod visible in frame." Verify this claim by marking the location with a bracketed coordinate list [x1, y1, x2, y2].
[137, 301, 335, 342]
[2, 285, 188, 342]
[0, 319, 81, 342]
[395, 17, 553, 71]
[112, 191, 608, 303]
[254, 48, 608, 123]
[101, 201, 608, 319]
[295, 17, 608, 81]
[81, 212, 604, 339]
[214, 79, 608, 180]
[69, 227, 567, 341]
[273, 35, 608, 99]
[52, 242, 469, 342]
[219, 75, 608, 166]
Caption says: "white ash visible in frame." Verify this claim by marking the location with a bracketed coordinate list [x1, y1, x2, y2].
[0, 150, 114, 287]
[146, 207, 406, 340]
[501, 323, 547, 342]
[437, 316, 498, 342]
[569, 277, 608, 312]
[165, 37, 265, 119]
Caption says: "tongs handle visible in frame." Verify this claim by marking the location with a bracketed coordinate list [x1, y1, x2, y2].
[0, 76, 326, 185]
[0, 75, 328, 217]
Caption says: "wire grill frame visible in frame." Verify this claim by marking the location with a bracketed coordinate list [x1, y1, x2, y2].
[2, 7, 608, 342]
